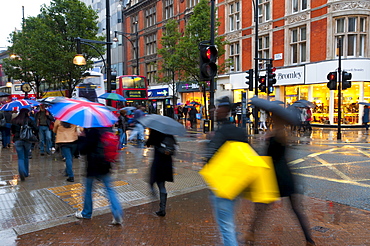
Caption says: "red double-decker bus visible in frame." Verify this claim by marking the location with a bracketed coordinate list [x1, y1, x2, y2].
[112, 75, 148, 108]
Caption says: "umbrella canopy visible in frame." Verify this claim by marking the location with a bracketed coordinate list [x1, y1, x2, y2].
[0, 99, 40, 111]
[250, 97, 300, 126]
[294, 99, 315, 108]
[120, 106, 137, 112]
[359, 102, 370, 106]
[137, 114, 186, 136]
[105, 106, 118, 111]
[272, 100, 284, 104]
[98, 93, 126, 101]
[291, 102, 307, 108]
[38, 96, 66, 104]
[49, 98, 118, 128]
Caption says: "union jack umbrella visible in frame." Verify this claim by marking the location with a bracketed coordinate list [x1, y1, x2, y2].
[0, 99, 40, 111]
[48, 98, 118, 128]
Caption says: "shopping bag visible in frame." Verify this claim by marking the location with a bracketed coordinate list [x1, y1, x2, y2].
[242, 156, 280, 204]
[199, 141, 270, 200]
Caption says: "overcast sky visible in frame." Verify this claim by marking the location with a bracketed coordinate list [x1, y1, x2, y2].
[0, 0, 51, 48]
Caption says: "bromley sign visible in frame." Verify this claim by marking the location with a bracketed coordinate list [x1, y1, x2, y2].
[276, 66, 304, 85]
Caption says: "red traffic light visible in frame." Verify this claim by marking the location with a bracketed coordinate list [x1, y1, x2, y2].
[201, 45, 218, 62]
[259, 77, 266, 84]
[327, 72, 337, 82]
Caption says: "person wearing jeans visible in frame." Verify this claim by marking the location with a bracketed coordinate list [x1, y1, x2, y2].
[35, 104, 54, 155]
[53, 120, 80, 182]
[204, 96, 248, 246]
[76, 127, 123, 225]
[11, 108, 38, 181]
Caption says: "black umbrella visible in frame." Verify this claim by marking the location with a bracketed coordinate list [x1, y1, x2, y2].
[250, 97, 300, 126]
[137, 114, 186, 136]
[294, 99, 315, 108]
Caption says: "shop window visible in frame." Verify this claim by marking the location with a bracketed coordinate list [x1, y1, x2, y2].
[335, 16, 367, 58]
[312, 84, 330, 123]
[258, 0, 271, 23]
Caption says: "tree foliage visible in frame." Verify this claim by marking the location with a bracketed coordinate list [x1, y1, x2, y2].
[2, 0, 103, 97]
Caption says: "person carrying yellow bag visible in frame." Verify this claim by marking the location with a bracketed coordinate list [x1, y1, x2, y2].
[244, 97, 316, 246]
[202, 96, 248, 246]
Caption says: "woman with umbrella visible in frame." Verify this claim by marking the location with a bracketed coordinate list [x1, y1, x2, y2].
[139, 114, 185, 217]
[11, 108, 38, 181]
[246, 97, 315, 246]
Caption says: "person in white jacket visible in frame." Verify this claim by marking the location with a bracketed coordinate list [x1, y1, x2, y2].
[259, 109, 268, 130]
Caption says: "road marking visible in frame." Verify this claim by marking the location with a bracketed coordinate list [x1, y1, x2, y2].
[292, 172, 370, 188]
[291, 159, 369, 169]
[314, 156, 353, 181]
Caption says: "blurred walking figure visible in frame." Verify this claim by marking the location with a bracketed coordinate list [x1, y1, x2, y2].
[304, 107, 313, 131]
[128, 105, 145, 142]
[363, 105, 370, 130]
[299, 107, 308, 132]
[259, 109, 268, 130]
[53, 120, 80, 182]
[205, 96, 248, 246]
[117, 109, 128, 149]
[76, 127, 123, 225]
[0, 110, 13, 148]
[177, 105, 183, 122]
[246, 114, 315, 246]
[146, 129, 177, 217]
[11, 108, 38, 181]
[188, 106, 197, 129]
[35, 104, 54, 155]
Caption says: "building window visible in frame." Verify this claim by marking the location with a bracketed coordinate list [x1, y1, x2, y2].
[131, 15, 138, 33]
[146, 33, 157, 56]
[335, 16, 367, 58]
[229, 2, 240, 31]
[229, 42, 240, 72]
[164, 0, 174, 20]
[290, 26, 307, 64]
[258, 35, 270, 69]
[146, 62, 157, 85]
[187, 0, 199, 8]
[145, 6, 156, 28]
[258, 0, 271, 23]
[292, 0, 307, 13]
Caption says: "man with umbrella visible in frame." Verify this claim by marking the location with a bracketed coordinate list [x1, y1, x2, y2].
[204, 96, 248, 246]
[35, 104, 55, 155]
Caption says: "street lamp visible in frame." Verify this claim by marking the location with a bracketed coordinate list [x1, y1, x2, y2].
[113, 30, 139, 75]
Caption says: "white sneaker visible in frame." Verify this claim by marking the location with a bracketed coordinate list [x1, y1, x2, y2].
[75, 211, 90, 219]
[111, 217, 123, 225]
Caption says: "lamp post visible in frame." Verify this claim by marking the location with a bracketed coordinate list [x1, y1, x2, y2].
[113, 30, 139, 75]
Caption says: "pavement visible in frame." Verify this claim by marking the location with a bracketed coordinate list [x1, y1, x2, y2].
[1, 127, 370, 245]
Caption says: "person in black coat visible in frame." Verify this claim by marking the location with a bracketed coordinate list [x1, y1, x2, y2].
[0, 110, 13, 148]
[146, 129, 177, 217]
[246, 115, 315, 246]
[11, 108, 38, 181]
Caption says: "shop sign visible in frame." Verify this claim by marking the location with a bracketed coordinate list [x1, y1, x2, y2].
[275, 66, 305, 85]
[177, 82, 209, 92]
[148, 88, 169, 97]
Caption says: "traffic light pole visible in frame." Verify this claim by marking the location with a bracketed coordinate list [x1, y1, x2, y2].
[209, 0, 216, 131]
[337, 37, 342, 140]
[253, 0, 259, 134]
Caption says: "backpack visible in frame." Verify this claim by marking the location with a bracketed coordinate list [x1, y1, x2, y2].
[157, 136, 176, 156]
[101, 131, 120, 162]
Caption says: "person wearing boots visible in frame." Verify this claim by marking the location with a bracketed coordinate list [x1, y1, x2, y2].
[146, 129, 177, 217]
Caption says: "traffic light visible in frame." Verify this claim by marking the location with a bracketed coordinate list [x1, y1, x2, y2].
[199, 44, 218, 81]
[327, 71, 337, 90]
[258, 76, 267, 92]
[245, 69, 254, 91]
[267, 63, 277, 88]
[342, 71, 352, 90]
[110, 71, 117, 90]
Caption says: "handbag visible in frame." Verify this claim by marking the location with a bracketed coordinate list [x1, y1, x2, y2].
[199, 141, 273, 200]
[20, 121, 38, 142]
[0, 117, 6, 127]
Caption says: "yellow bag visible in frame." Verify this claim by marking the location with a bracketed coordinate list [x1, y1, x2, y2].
[199, 141, 270, 200]
[243, 156, 280, 204]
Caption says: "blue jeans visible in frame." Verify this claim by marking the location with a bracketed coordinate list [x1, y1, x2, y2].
[1, 125, 11, 147]
[61, 143, 77, 178]
[210, 192, 237, 246]
[118, 128, 127, 148]
[39, 125, 52, 154]
[14, 140, 32, 177]
[128, 123, 144, 141]
[81, 175, 123, 221]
